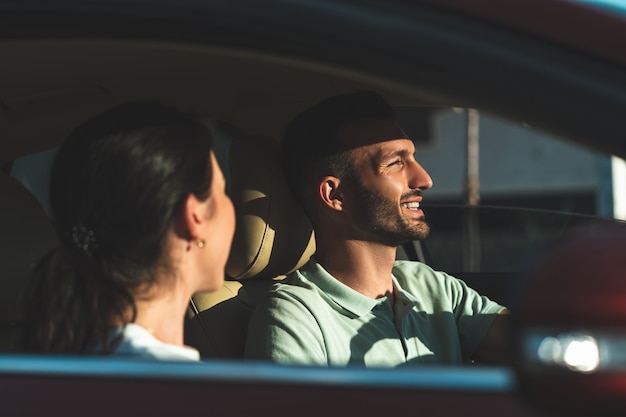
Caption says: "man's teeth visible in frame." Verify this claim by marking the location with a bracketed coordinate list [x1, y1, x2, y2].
[402, 202, 420, 209]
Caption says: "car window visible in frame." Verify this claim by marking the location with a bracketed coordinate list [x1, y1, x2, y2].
[394, 106, 626, 305]
[395, 107, 626, 275]
[401, 107, 624, 219]
[8, 147, 56, 216]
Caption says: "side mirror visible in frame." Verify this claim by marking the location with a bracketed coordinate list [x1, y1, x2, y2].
[513, 226, 626, 415]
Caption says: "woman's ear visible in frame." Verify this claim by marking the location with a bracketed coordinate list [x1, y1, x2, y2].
[180, 193, 207, 240]
[318, 176, 344, 211]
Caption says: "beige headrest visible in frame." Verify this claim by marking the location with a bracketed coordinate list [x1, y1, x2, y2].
[225, 139, 315, 280]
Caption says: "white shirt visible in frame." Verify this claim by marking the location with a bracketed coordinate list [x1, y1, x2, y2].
[111, 323, 200, 361]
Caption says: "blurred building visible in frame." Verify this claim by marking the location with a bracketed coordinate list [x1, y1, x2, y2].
[409, 108, 625, 220]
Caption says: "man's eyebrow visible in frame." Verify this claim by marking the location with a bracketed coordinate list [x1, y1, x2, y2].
[378, 148, 412, 160]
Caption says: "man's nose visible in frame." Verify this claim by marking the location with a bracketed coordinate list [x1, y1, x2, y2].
[409, 161, 433, 191]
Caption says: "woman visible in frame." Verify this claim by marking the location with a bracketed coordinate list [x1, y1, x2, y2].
[21, 101, 235, 360]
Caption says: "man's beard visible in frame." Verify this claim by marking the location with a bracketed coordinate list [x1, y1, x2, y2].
[350, 181, 430, 246]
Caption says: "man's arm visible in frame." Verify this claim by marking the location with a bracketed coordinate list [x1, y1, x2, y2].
[471, 308, 512, 365]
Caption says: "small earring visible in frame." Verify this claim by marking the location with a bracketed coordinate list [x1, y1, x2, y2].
[196, 239, 205, 249]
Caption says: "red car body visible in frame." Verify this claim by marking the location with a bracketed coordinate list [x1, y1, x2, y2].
[1, 0, 625, 415]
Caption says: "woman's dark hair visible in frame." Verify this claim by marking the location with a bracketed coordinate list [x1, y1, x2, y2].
[21, 101, 214, 354]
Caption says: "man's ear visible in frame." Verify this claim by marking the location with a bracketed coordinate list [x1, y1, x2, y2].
[318, 176, 344, 211]
[180, 193, 206, 240]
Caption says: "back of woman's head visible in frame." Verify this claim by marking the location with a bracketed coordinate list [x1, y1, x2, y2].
[23, 101, 214, 353]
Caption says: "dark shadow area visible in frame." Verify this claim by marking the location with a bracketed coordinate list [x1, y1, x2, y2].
[185, 277, 278, 358]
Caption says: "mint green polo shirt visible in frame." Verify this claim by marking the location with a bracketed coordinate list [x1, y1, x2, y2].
[244, 258, 505, 367]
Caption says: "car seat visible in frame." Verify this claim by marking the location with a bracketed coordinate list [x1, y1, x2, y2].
[0, 171, 58, 352]
[184, 137, 315, 358]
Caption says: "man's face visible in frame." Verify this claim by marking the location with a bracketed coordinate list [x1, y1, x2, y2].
[338, 119, 433, 246]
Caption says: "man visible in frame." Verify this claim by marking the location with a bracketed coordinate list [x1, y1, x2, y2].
[244, 91, 510, 367]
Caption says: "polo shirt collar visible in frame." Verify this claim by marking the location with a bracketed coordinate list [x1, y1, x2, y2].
[297, 258, 415, 317]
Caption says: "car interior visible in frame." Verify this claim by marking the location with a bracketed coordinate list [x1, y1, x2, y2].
[5, 2, 626, 415]
[0, 40, 448, 358]
[0, 38, 624, 361]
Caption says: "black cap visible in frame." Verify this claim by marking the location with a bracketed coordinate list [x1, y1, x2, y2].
[280, 91, 395, 171]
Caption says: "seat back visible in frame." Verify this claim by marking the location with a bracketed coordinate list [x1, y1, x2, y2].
[185, 137, 315, 358]
[0, 172, 58, 352]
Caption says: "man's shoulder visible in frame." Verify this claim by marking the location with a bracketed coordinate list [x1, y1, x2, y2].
[392, 259, 440, 277]
[250, 268, 329, 321]
[261, 268, 322, 303]
[391, 260, 457, 291]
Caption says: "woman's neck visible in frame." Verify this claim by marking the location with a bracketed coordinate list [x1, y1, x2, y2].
[132, 281, 191, 346]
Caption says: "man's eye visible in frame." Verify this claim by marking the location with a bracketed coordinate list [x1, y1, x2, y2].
[388, 160, 402, 167]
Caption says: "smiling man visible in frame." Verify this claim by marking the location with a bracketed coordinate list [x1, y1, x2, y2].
[244, 91, 510, 367]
